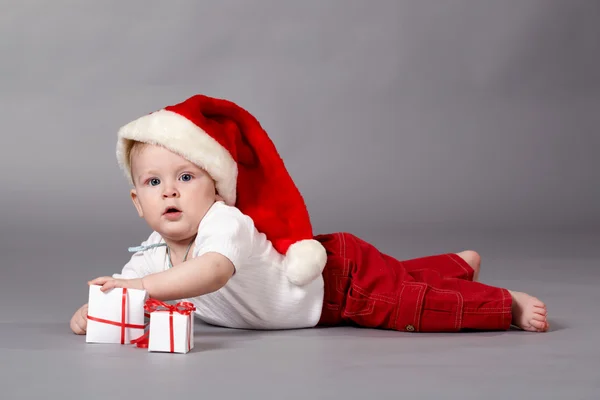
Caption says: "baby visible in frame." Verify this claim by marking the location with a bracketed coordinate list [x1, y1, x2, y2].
[70, 94, 549, 335]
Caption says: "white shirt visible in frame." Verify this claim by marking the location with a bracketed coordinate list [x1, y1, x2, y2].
[113, 201, 325, 330]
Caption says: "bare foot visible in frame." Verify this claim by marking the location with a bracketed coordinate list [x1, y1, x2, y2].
[508, 290, 549, 332]
[456, 250, 481, 281]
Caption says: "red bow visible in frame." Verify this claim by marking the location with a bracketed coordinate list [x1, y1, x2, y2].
[131, 298, 196, 352]
[87, 288, 146, 344]
[144, 298, 196, 315]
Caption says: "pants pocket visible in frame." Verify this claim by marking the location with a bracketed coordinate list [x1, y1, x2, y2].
[420, 286, 463, 332]
[320, 257, 351, 326]
[341, 285, 378, 327]
[343, 286, 374, 316]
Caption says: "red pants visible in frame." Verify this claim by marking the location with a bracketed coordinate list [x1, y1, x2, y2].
[316, 232, 513, 332]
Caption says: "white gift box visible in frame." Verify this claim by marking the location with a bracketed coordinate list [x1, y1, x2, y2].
[145, 300, 195, 354]
[86, 285, 148, 344]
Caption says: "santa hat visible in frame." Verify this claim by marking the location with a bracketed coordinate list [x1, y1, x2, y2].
[115, 94, 326, 286]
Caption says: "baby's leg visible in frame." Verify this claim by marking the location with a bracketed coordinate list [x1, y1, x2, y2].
[318, 232, 549, 333]
[455, 250, 481, 281]
[453, 252, 548, 331]
[417, 277, 549, 332]
[318, 233, 505, 332]
[400, 252, 476, 282]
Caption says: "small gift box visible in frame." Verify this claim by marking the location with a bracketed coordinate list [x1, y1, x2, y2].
[132, 299, 195, 354]
[86, 285, 148, 344]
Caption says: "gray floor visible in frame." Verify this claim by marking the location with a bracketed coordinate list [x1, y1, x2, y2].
[2, 231, 599, 399]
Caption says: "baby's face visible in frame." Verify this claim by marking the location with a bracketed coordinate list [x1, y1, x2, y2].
[129, 143, 219, 242]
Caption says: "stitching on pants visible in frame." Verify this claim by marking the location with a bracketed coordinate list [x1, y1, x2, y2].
[501, 288, 506, 328]
[462, 310, 511, 314]
[339, 232, 350, 277]
[352, 283, 396, 304]
[335, 235, 350, 296]
[342, 292, 375, 317]
[336, 277, 346, 295]
[415, 284, 424, 330]
[407, 283, 425, 330]
[336, 257, 348, 295]
[406, 268, 433, 273]
[425, 286, 462, 330]
[446, 253, 471, 276]
[411, 285, 419, 329]
[403, 268, 443, 281]
[455, 290, 463, 329]
[393, 284, 406, 329]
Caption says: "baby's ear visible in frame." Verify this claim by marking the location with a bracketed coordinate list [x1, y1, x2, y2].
[130, 189, 144, 217]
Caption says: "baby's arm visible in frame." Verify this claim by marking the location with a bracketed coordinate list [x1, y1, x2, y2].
[141, 251, 235, 300]
[87, 251, 235, 301]
[91, 208, 250, 300]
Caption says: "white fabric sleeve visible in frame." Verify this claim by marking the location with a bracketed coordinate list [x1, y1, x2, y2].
[112, 250, 148, 279]
[112, 232, 164, 279]
[193, 205, 254, 270]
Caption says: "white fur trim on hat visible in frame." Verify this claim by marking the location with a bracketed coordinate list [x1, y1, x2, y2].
[283, 239, 328, 286]
[116, 109, 238, 205]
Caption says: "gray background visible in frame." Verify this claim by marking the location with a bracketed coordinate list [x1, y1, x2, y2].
[1, 1, 599, 399]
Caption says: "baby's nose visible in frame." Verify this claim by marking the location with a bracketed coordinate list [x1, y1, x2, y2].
[162, 188, 179, 198]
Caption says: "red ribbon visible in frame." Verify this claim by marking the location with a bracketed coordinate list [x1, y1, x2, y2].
[87, 288, 146, 344]
[131, 298, 196, 352]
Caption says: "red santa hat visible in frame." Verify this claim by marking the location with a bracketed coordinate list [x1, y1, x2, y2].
[115, 94, 326, 286]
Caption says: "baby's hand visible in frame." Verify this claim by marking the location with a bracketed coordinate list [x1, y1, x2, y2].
[88, 276, 145, 293]
[70, 303, 88, 335]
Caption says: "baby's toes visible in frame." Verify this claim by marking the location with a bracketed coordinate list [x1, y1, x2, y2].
[521, 323, 538, 332]
[529, 319, 546, 330]
[533, 307, 547, 316]
[532, 313, 546, 322]
[531, 298, 546, 309]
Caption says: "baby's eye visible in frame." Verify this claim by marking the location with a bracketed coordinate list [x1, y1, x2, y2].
[180, 173, 193, 182]
[149, 178, 160, 186]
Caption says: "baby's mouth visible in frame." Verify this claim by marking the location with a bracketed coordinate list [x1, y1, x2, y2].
[163, 207, 181, 215]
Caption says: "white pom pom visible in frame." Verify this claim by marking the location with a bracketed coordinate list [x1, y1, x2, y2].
[283, 239, 328, 286]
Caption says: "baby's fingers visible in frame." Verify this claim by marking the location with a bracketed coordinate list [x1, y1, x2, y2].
[74, 318, 86, 334]
[88, 276, 112, 286]
[99, 279, 120, 292]
[79, 304, 88, 319]
[70, 314, 86, 335]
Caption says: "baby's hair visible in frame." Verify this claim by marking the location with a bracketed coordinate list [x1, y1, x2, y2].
[128, 140, 149, 167]
[127, 140, 151, 186]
